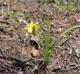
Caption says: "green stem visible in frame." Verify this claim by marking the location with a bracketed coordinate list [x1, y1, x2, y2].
[7, 11, 27, 24]
[43, 19, 50, 65]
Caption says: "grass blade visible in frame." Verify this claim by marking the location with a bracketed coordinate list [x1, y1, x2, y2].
[51, 25, 80, 50]
[43, 19, 50, 65]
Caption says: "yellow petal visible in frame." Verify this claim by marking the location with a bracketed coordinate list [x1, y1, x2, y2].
[23, 21, 39, 34]
[28, 28, 33, 33]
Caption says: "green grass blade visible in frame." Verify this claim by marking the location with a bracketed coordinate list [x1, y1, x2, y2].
[51, 25, 80, 50]
[7, 11, 27, 24]
[43, 19, 50, 65]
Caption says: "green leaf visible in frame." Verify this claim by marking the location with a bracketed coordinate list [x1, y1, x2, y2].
[43, 19, 50, 65]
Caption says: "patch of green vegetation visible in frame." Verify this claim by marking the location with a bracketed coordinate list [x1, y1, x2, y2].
[56, 0, 74, 15]
[42, 19, 50, 65]
[41, 20, 80, 66]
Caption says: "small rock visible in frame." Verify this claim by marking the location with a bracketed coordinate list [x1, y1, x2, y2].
[57, 28, 62, 33]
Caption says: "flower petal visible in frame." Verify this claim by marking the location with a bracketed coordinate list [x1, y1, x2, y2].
[28, 28, 33, 33]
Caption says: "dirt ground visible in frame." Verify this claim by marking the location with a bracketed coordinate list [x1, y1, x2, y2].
[0, 0, 80, 74]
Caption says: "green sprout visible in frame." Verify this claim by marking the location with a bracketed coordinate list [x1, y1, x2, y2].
[42, 19, 50, 65]
[42, 21, 80, 65]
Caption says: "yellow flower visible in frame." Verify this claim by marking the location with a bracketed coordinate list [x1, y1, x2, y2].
[23, 21, 39, 34]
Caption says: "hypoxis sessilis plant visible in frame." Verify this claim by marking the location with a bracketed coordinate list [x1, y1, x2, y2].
[7, 11, 80, 66]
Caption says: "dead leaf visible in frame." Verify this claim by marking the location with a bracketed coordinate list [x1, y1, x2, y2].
[31, 47, 40, 57]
